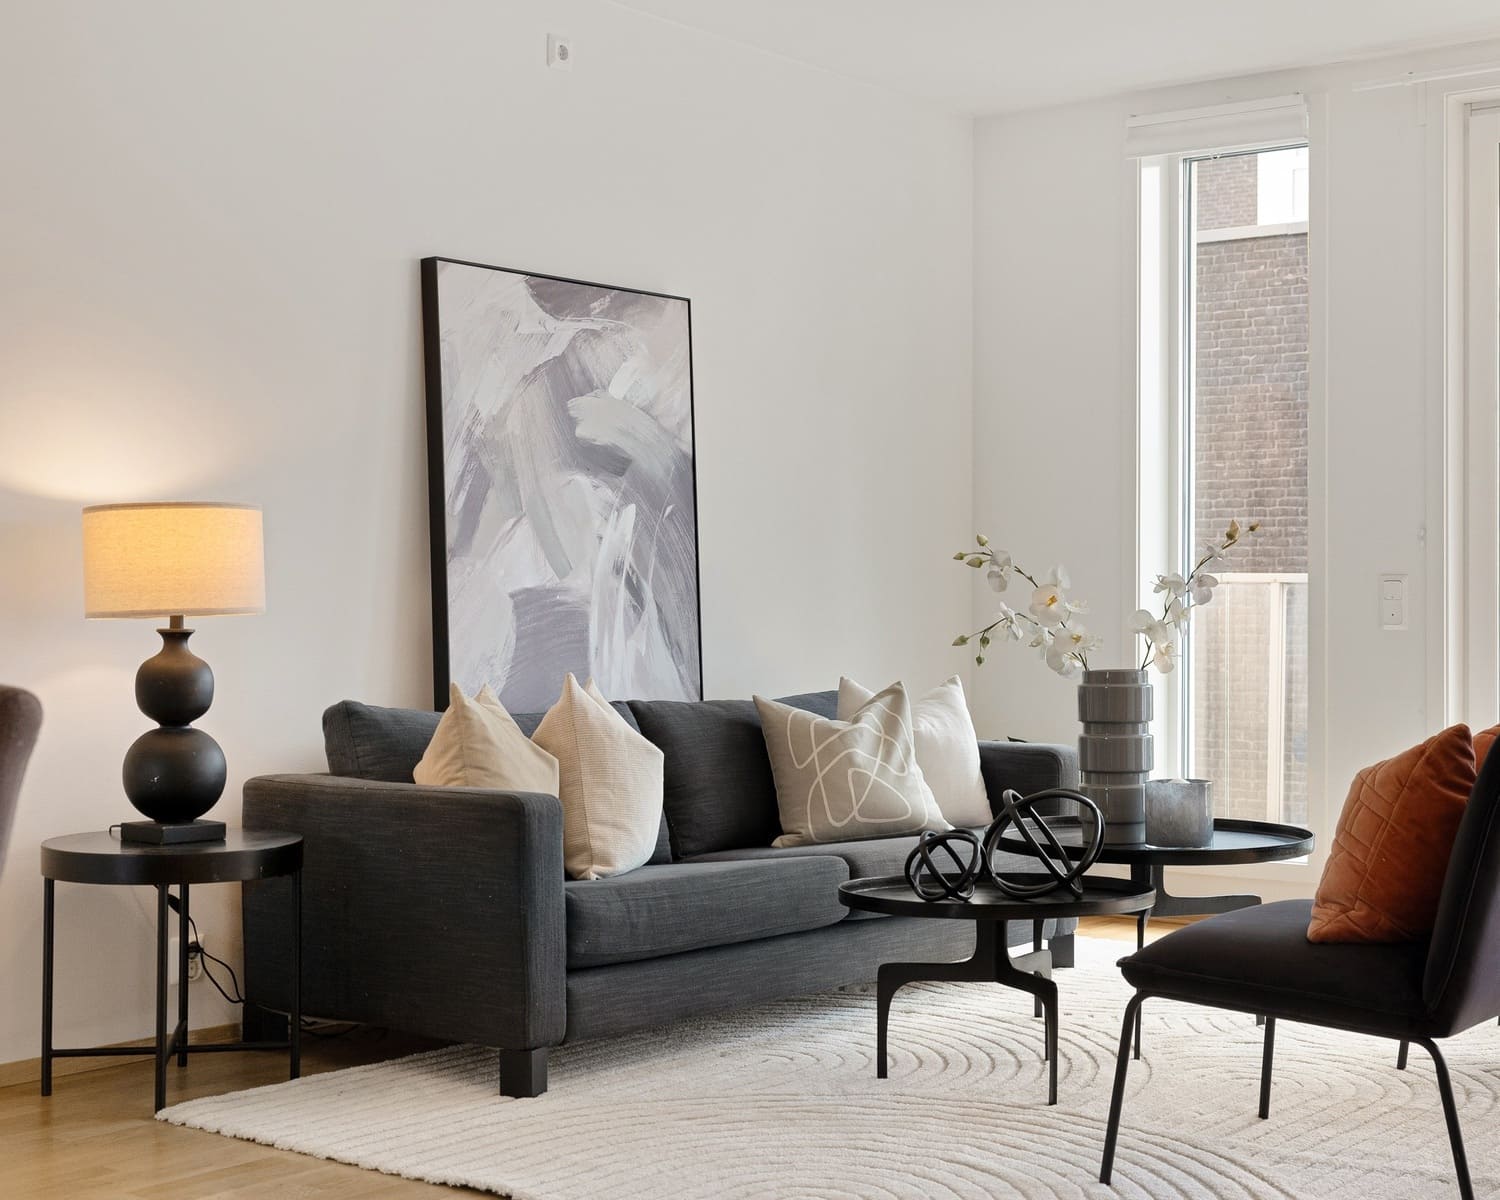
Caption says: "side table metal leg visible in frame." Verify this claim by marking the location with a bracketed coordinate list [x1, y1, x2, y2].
[1042, 980, 1059, 1106]
[177, 884, 190, 1068]
[290, 869, 302, 1079]
[41, 878, 54, 1097]
[1031, 921, 1044, 1018]
[154, 884, 169, 1113]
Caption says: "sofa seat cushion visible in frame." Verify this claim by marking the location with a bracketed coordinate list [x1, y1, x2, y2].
[564, 857, 849, 968]
[687, 830, 1046, 920]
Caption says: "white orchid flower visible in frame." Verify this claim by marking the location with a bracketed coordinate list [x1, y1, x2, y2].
[1029, 583, 1070, 627]
[1197, 542, 1230, 568]
[1153, 573, 1188, 599]
[1130, 608, 1172, 644]
[1150, 641, 1178, 674]
[1044, 638, 1084, 677]
[986, 564, 1009, 593]
[1165, 598, 1189, 627]
[1028, 626, 1054, 650]
[1044, 565, 1071, 589]
[1188, 572, 1218, 605]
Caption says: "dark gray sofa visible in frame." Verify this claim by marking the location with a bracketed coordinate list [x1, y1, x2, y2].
[241, 689, 1079, 1097]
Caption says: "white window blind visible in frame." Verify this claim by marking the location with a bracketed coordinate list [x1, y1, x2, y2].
[1125, 94, 1307, 158]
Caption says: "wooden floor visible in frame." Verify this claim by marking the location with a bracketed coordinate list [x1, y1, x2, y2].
[0, 918, 1168, 1198]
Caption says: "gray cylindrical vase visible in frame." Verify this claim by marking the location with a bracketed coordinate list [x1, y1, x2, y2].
[1077, 668, 1153, 845]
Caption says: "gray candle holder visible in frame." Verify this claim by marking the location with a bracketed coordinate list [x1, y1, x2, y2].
[1145, 778, 1214, 848]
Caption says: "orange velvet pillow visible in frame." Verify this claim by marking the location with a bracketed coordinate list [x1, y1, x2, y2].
[1474, 723, 1499, 770]
[1307, 724, 1475, 944]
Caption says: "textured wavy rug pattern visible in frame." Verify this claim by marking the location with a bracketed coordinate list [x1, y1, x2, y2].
[159, 939, 1498, 1198]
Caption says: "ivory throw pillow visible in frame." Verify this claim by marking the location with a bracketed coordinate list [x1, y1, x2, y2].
[414, 683, 561, 794]
[1307, 724, 1475, 944]
[756, 683, 949, 848]
[838, 675, 992, 827]
[532, 674, 665, 881]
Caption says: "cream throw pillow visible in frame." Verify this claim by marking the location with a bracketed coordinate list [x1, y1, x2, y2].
[838, 675, 992, 827]
[532, 674, 665, 880]
[756, 683, 949, 848]
[414, 683, 561, 793]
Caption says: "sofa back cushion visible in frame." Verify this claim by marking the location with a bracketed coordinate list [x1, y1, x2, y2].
[627, 691, 837, 859]
[323, 698, 671, 863]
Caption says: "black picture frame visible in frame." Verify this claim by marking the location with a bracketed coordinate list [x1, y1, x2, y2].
[420, 256, 703, 712]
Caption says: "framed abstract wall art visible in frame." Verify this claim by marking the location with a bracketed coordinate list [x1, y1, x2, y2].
[421, 257, 702, 711]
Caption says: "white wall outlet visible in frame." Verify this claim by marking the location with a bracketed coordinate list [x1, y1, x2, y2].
[547, 33, 573, 70]
[166, 936, 205, 984]
[1379, 573, 1407, 630]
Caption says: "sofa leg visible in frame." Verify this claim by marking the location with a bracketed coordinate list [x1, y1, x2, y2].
[242, 1003, 289, 1043]
[1049, 932, 1076, 969]
[499, 1048, 548, 1098]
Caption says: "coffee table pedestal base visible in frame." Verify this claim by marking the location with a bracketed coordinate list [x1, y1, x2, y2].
[877, 922, 1059, 1104]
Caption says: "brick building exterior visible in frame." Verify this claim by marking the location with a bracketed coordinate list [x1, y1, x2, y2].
[1188, 153, 1309, 825]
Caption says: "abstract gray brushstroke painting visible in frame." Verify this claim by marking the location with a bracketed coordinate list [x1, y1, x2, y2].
[422, 258, 701, 712]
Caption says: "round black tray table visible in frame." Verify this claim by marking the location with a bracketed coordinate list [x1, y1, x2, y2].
[839, 874, 1156, 1104]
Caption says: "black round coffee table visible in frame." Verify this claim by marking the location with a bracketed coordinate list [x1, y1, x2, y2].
[994, 817, 1314, 1056]
[40, 830, 304, 1112]
[839, 874, 1156, 1104]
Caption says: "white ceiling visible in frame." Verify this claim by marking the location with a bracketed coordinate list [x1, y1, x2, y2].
[613, 0, 1500, 113]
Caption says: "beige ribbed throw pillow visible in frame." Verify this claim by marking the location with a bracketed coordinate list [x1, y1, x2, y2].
[838, 675, 992, 827]
[414, 683, 560, 793]
[533, 674, 665, 880]
[756, 683, 949, 848]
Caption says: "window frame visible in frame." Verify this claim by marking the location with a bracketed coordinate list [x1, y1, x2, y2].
[1132, 121, 1327, 885]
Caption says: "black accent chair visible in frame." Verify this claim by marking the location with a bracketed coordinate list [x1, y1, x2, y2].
[1100, 744, 1500, 1200]
[0, 686, 43, 881]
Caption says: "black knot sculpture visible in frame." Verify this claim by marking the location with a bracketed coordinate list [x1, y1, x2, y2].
[903, 829, 983, 901]
[982, 787, 1104, 899]
[903, 787, 1104, 902]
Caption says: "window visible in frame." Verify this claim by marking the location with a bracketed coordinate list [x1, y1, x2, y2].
[1138, 140, 1311, 827]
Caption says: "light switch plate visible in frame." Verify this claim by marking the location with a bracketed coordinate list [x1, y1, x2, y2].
[1379, 574, 1407, 630]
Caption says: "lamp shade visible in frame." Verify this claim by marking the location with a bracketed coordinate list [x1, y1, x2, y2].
[83, 502, 265, 618]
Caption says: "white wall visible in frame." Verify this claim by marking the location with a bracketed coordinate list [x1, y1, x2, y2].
[971, 40, 1500, 900]
[0, 0, 973, 1065]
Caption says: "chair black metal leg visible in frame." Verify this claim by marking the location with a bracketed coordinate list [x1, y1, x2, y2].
[1100, 993, 1147, 1184]
[1258, 1017, 1276, 1119]
[1397, 1040, 1410, 1071]
[1420, 1039, 1473, 1200]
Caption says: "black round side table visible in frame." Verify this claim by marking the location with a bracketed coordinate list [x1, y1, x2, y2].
[839, 874, 1156, 1105]
[40, 829, 303, 1112]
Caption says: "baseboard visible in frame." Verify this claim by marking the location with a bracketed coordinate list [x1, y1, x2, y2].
[0, 1023, 240, 1089]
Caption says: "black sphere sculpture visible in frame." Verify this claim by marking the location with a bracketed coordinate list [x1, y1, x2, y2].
[982, 787, 1105, 898]
[902, 787, 1105, 904]
[903, 829, 983, 901]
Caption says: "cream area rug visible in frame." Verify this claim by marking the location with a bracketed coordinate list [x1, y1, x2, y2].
[159, 939, 1498, 1199]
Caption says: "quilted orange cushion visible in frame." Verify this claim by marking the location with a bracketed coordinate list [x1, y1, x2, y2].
[1307, 724, 1475, 944]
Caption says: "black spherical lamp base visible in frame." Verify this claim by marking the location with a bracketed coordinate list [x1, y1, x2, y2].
[119, 621, 228, 844]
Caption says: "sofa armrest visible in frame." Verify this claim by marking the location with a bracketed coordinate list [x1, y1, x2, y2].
[241, 773, 565, 1051]
[978, 741, 1080, 817]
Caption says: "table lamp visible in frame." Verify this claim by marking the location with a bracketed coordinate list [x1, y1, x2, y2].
[82, 502, 265, 844]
